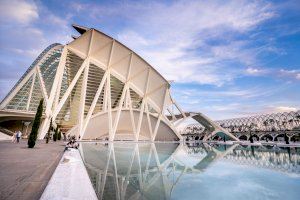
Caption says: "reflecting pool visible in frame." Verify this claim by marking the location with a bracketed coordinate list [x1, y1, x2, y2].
[79, 142, 300, 200]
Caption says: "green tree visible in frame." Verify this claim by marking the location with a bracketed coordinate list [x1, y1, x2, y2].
[57, 130, 61, 140]
[53, 127, 58, 141]
[28, 99, 43, 148]
[46, 119, 53, 144]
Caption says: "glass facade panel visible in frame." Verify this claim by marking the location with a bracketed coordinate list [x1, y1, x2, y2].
[39, 47, 62, 96]
[28, 75, 43, 112]
[5, 75, 33, 111]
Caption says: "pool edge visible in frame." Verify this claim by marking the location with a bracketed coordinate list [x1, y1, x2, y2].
[40, 149, 98, 200]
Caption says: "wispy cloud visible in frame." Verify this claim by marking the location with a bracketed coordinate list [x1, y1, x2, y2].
[243, 67, 300, 81]
[245, 67, 268, 76]
[73, 0, 276, 86]
[0, 0, 299, 119]
[278, 69, 300, 80]
[0, 0, 38, 25]
[0, 0, 73, 99]
[120, 1, 276, 86]
[171, 82, 299, 119]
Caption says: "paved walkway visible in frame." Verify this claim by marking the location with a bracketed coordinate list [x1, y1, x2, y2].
[0, 132, 11, 140]
[0, 140, 64, 200]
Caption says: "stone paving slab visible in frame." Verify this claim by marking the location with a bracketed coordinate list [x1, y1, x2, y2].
[0, 140, 64, 200]
[0, 132, 11, 140]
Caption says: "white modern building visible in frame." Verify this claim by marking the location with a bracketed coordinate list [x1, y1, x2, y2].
[0, 25, 238, 142]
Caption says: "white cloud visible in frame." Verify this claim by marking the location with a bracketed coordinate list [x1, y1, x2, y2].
[0, 0, 72, 59]
[0, 0, 73, 101]
[1, 0, 298, 119]
[171, 82, 297, 119]
[68, 0, 299, 100]
[175, 86, 282, 100]
[88, 0, 276, 86]
[246, 67, 267, 75]
[265, 106, 298, 113]
[0, 0, 38, 25]
[242, 67, 300, 81]
[279, 69, 300, 80]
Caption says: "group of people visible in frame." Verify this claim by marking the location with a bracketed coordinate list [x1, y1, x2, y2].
[11, 129, 80, 150]
[11, 130, 22, 143]
[64, 135, 79, 151]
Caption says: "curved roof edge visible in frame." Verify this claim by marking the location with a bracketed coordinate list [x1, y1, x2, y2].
[72, 24, 89, 34]
[71, 24, 170, 88]
[0, 43, 62, 105]
[94, 28, 171, 88]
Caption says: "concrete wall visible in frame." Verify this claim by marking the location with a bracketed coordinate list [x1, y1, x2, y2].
[70, 110, 178, 141]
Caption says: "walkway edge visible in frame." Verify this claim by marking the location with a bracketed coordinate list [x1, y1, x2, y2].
[40, 149, 97, 200]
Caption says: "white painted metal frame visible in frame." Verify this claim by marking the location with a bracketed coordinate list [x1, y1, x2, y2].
[0, 27, 230, 142]
[41, 29, 181, 140]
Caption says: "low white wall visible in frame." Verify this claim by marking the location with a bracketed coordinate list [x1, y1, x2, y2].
[40, 149, 97, 200]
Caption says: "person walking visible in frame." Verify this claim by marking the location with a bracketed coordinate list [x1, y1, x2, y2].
[16, 130, 22, 143]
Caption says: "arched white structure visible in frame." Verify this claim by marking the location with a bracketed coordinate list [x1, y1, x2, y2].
[0, 25, 237, 141]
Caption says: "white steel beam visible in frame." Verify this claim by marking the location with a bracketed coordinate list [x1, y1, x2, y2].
[100, 144, 112, 200]
[103, 41, 115, 112]
[45, 46, 68, 116]
[103, 81, 108, 112]
[80, 72, 108, 138]
[135, 68, 151, 141]
[106, 40, 115, 141]
[0, 68, 35, 109]
[127, 88, 137, 139]
[112, 85, 128, 140]
[121, 145, 136, 199]
[38, 46, 68, 139]
[136, 99, 145, 141]
[152, 88, 169, 141]
[135, 144, 143, 191]
[167, 108, 177, 121]
[111, 145, 120, 200]
[173, 100, 186, 118]
[77, 31, 93, 139]
[52, 58, 88, 120]
[152, 114, 162, 141]
[36, 66, 49, 102]
[145, 103, 154, 140]
[107, 72, 113, 141]
[77, 60, 89, 139]
[26, 71, 37, 111]
[0, 45, 62, 109]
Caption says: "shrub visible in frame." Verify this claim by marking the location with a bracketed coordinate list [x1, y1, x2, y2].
[46, 120, 53, 144]
[57, 130, 61, 140]
[53, 127, 58, 141]
[28, 99, 43, 148]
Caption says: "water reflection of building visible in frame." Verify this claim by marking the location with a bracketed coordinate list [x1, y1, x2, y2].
[221, 146, 300, 174]
[79, 143, 300, 200]
[80, 143, 180, 199]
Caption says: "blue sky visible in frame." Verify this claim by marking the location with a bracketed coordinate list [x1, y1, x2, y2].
[0, 0, 299, 120]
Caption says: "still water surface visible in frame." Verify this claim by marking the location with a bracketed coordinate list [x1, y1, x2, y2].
[79, 142, 300, 200]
